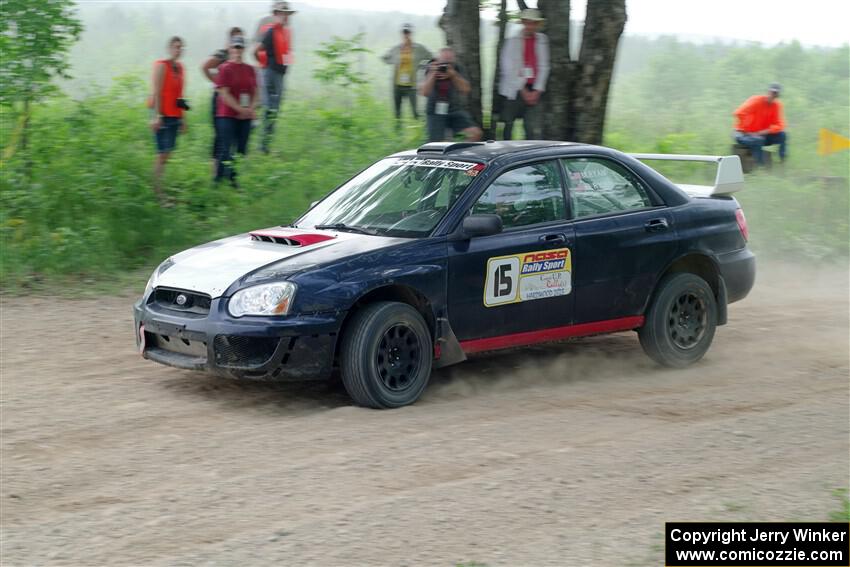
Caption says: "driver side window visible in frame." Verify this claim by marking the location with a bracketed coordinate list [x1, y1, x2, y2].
[471, 161, 566, 229]
[561, 158, 652, 218]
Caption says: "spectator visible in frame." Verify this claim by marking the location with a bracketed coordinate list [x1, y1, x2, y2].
[381, 23, 431, 125]
[215, 35, 258, 187]
[498, 8, 550, 140]
[734, 83, 787, 165]
[201, 27, 243, 173]
[420, 48, 482, 143]
[150, 36, 187, 204]
[254, 1, 295, 154]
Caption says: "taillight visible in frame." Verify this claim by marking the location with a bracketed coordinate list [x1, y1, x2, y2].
[735, 208, 749, 242]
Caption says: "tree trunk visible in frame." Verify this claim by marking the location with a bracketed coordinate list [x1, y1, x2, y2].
[487, 0, 508, 139]
[440, 0, 483, 128]
[538, 0, 572, 140]
[571, 0, 627, 144]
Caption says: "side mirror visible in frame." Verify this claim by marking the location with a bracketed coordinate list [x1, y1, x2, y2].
[462, 214, 503, 238]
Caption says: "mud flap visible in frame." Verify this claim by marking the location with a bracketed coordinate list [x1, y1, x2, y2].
[434, 317, 466, 368]
[717, 275, 728, 326]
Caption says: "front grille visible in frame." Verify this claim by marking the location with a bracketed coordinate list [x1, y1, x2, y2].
[151, 288, 212, 317]
[214, 335, 283, 368]
[149, 332, 208, 358]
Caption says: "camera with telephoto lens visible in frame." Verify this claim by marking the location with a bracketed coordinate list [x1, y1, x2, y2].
[176, 98, 191, 111]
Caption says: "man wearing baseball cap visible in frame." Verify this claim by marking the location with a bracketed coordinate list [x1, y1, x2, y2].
[381, 23, 432, 127]
[498, 8, 550, 140]
[215, 35, 258, 186]
[733, 83, 787, 165]
[254, 1, 295, 154]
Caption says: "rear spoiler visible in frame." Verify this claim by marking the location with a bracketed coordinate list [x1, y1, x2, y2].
[629, 153, 744, 198]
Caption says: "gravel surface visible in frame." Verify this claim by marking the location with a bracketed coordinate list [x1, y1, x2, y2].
[1, 263, 848, 566]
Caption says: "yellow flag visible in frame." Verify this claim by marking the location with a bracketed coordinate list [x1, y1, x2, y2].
[818, 128, 850, 156]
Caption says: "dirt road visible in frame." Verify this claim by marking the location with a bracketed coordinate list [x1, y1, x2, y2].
[1, 263, 848, 566]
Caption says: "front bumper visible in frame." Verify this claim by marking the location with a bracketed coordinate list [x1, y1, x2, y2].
[717, 246, 756, 304]
[133, 295, 344, 381]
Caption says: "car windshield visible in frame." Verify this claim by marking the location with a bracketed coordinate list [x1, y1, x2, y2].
[293, 157, 483, 238]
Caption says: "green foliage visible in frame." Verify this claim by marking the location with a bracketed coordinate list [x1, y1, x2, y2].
[829, 488, 850, 522]
[0, 75, 424, 290]
[1, 34, 848, 290]
[607, 39, 850, 177]
[313, 33, 371, 90]
[605, 38, 849, 261]
[0, 0, 83, 107]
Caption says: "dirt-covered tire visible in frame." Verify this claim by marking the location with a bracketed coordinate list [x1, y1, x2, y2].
[638, 273, 718, 367]
[339, 301, 432, 409]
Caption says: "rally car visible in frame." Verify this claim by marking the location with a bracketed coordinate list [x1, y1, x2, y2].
[134, 141, 755, 408]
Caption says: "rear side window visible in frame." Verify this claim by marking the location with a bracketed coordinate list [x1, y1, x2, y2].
[471, 161, 566, 229]
[562, 158, 653, 218]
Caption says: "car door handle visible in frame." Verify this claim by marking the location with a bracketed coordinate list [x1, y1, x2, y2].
[644, 218, 669, 233]
[539, 233, 567, 246]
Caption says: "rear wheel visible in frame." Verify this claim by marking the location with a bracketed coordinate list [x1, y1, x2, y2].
[639, 273, 718, 367]
[339, 301, 432, 408]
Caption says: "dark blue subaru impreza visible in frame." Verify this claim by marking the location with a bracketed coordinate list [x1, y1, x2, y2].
[135, 141, 755, 408]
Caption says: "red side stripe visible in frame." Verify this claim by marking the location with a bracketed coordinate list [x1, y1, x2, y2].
[459, 316, 645, 354]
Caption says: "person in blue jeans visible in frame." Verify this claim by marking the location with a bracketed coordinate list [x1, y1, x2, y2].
[733, 83, 787, 165]
[214, 36, 258, 187]
[201, 27, 244, 174]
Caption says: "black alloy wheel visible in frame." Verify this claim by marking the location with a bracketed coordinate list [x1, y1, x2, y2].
[376, 324, 424, 392]
[639, 272, 718, 367]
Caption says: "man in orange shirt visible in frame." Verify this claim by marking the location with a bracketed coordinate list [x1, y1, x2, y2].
[150, 36, 187, 204]
[734, 83, 787, 165]
[254, 1, 295, 154]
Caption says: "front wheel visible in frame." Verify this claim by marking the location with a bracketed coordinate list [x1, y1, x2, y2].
[639, 273, 718, 367]
[339, 301, 432, 408]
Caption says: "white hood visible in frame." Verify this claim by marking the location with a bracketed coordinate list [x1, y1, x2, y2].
[155, 229, 340, 298]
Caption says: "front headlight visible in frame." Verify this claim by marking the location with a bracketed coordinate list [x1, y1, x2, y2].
[144, 273, 156, 298]
[144, 257, 175, 298]
[228, 282, 297, 317]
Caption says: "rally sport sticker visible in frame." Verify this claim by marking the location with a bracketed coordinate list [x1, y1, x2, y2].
[484, 248, 572, 307]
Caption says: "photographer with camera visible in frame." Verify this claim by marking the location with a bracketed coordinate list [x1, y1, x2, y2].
[150, 36, 189, 203]
[214, 35, 258, 187]
[420, 48, 482, 143]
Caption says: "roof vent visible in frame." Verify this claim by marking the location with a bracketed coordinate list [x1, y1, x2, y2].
[417, 141, 486, 154]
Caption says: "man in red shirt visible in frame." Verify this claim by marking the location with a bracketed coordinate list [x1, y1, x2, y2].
[215, 35, 258, 187]
[734, 83, 787, 165]
[498, 9, 550, 140]
[201, 27, 244, 173]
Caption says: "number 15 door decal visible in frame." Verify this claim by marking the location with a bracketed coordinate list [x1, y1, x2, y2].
[483, 248, 572, 307]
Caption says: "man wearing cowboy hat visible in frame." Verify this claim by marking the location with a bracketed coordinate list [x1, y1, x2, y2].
[498, 8, 550, 140]
[254, 1, 295, 154]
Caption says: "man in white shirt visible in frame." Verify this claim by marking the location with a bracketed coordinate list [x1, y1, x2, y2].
[498, 9, 550, 140]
